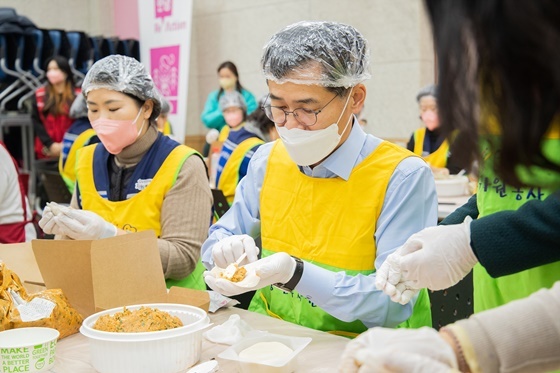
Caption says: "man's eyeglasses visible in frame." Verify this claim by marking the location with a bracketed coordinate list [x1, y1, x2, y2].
[261, 93, 338, 127]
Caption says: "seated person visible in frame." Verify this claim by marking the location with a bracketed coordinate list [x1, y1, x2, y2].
[0, 142, 36, 243]
[407, 84, 462, 175]
[202, 21, 437, 336]
[245, 96, 279, 142]
[156, 98, 174, 137]
[39, 55, 213, 290]
[215, 91, 264, 204]
[59, 95, 99, 193]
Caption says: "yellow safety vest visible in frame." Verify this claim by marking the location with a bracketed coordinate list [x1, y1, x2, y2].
[413, 127, 449, 168]
[474, 117, 560, 313]
[76, 143, 207, 290]
[217, 137, 264, 204]
[59, 128, 97, 193]
[249, 141, 432, 337]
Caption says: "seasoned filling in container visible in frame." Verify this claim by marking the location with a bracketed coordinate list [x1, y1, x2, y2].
[93, 306, 183, 332]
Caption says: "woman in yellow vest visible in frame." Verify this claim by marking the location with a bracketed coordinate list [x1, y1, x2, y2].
[215, 91, 264, 204]
[202, 21, 437, 336]
[407, 84, 462, 175]
[367, 1, 560, 371]
[39, 55, 212, 290]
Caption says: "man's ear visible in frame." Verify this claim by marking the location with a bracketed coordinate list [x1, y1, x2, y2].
[350, 83, 366, 114]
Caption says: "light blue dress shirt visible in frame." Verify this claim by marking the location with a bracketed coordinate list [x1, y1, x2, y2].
[202, 119, 438, 328]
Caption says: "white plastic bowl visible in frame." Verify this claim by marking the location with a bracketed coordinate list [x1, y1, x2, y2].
[0, 327, 59, 373]
[435, 175, 469, 197]
[80, 303, 209, 373]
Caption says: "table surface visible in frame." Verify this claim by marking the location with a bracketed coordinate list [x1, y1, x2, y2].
[49, 307, 349, 373]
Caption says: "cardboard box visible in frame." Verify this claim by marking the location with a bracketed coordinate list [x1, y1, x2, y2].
[31, 230, 209, 317]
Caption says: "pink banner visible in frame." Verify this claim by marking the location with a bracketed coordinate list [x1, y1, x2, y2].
[150, 45, 180, 114]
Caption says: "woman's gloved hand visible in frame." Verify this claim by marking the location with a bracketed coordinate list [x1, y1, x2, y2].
[338, 327, 459, 373]
[211, 234, 259, 268]
[39, 203, 117, 240]
[204, 252, 296, 296]
[376, 217, 478, 303]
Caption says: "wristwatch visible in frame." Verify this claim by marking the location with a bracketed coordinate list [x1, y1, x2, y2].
[273, 256, 304, 292]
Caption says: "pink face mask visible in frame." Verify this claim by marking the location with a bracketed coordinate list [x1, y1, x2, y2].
[46, 69, 66, 85]
[91, 108, 145, 154]
[224, 111, 244, 128]
[421, 110, 440, 131]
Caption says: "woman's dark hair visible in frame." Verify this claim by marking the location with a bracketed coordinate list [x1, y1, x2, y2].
[425, 0, 560, 187]
[217, 61, 244, 97]
[43, 55, 76, 116]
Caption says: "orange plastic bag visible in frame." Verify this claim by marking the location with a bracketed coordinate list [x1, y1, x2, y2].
[0, 261, 83, 339]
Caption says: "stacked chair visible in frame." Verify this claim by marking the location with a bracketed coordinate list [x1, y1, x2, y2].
[0, 6, 140, 207]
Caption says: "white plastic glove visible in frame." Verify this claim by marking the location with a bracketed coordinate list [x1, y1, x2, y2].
[338, 327, 458, 373]
[204, 252, 296, 296]
[348, 351, 457, 373]
[376, 217, 478, 303]
[211, 234, 259, 268]
[38, 205, 65, 236]
[50, 208, 117, 240]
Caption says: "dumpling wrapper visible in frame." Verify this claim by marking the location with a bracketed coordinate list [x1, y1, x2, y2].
[211, 265, 260, 288]
[238, 341, 294, 364]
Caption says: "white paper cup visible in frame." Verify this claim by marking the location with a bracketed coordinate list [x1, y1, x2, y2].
[0, 327, 59, 373]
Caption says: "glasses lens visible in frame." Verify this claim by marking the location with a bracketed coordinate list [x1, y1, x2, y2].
[293, 108, 317, 126]
[264, 106, 286, 124]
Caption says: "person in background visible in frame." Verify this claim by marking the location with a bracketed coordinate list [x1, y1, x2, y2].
[59, 95, 99, 193]
[245, 96, 279, 142]
[215, 91, 264, 204]
[202, 21, 437, 335]
[343, 0, 560, 371]
[32, 56, 80, 159]
[156, 98, 174, 137]
[0, 142, 36, 243]
[407, 84, 462, 175]
[200, 61, 258, 155]
[39, 55, 212, 290]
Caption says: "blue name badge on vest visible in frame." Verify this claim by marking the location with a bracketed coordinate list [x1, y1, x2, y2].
[134, 178, 152, 191]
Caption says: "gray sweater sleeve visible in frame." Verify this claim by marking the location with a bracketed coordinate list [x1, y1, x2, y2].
[454, 281, 560, 373]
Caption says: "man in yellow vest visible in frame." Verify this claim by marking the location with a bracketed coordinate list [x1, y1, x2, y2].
[203, 21, 437, 336]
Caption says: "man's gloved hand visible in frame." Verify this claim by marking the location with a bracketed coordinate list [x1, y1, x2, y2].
[338, 327, 458, 373]
[376, 217, 478, 303]
[204, 252, 296, 296]
[51, 208, 117, 240]
[211, 234, 259, 268]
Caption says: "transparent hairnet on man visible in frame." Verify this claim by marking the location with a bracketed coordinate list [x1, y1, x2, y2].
[262, 21, 371, 88]
[81, 55, 162, 120]
[219, 91, 247, 112]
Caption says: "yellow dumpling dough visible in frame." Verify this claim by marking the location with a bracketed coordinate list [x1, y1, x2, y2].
[239, 341, 293, 364]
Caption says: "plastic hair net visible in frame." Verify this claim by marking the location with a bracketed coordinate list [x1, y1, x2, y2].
[262, 21, 371, 88]
[81, 55, 162, 120]
[416, 84, 438, 102]
[69, 95, 88, 119]
[219, 91, 247, 112]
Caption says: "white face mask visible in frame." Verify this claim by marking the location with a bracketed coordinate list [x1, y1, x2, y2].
[276, 90, 353, 166]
